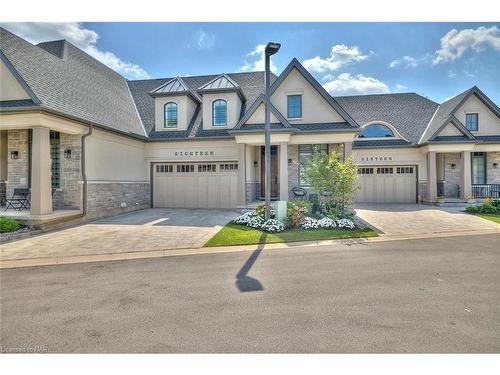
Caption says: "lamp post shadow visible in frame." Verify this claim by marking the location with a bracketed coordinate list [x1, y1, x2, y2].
[235, 233, 266, 292]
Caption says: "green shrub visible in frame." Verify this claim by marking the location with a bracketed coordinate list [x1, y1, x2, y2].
[285, 202, 308, 228]
[479, 204, 499, 214]
[466, 205, 479, 213]
[292, 198, 313, 216]
[0, 217, 21, 233]
[491, 199, 500, 208]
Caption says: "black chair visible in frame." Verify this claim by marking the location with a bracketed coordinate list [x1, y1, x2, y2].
[292, 187, 307, 198]
[4, 188, 31, 211]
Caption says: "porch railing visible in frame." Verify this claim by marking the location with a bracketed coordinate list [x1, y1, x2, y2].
[472, 184, 500, 199]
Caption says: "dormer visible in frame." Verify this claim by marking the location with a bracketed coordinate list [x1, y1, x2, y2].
[150, 77, 200, 132]
[198, 74, 245, 130]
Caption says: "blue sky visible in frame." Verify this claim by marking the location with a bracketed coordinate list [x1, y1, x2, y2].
[3, 22, 500, 103]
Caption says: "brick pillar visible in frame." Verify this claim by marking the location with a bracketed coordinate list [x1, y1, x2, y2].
[31, 127, 53, 215]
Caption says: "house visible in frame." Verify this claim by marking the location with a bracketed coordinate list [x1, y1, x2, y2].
[1, 27, 500, 225]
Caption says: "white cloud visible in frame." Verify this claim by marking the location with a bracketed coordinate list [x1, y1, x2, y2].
[433, 26, 500, 64]
[239, 44, 277, 73]
[1, 22, 150, 79]
[395, 84, 407, 91]
[389, 56, 418, 68]
[322, 73, 390, 96]
[303, 44, 371, 73]
[196, 29, 215, 50]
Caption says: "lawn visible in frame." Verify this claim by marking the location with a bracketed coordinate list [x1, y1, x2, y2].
[473, 214, 500, 224]
[204, 222, 377, 247]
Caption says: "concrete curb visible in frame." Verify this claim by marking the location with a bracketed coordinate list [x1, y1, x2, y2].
[2, 228, 500, 269]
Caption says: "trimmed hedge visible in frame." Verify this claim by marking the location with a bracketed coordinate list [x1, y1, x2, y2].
[466, 199, 500, 214]
[0, 217, 21, 233]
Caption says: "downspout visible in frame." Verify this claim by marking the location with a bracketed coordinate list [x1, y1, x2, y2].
[81, 123, 93, 214]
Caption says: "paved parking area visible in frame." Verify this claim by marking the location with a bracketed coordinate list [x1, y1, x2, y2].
[0, 208, 237, 261]
[355, 203, 500, 235]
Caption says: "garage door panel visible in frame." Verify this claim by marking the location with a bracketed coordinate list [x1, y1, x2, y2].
[356, 165, 416, 203]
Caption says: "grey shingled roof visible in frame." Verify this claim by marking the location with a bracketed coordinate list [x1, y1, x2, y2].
[335, 93, 439, 145]
[198, 74, 239, 90]
[0, 27, 146, 137]
[353, 139, 412, 148]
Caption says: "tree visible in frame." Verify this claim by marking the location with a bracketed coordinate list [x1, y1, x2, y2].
[303, 149, 358, 217]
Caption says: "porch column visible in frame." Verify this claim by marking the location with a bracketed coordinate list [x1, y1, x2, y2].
[237, 143, 246, 206]
[460, 151, 472, 199]
[279, 143, 288, 201]
[427, 151, 437, 203]
[31, 127, 53, 215]
[343, 141, 353, 160]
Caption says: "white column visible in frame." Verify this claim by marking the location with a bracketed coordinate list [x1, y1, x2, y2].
[279, 143, 288, 201]
[31, 127, 53, 215]
[427, 151, 437, 203]
[343, 141, 353, 160]
[460, 151, 472, 199]
[237, 143, 246, 206]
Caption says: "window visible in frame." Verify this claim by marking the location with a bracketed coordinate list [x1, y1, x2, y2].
[472, 152, 486, 184]
[396, 167, 414, 174]
[287, 95, 302, 118]
[198, 164, 217, 172]
[466, 113, 478, 131]
[212, 99, 227, 126]
[164, 102, 178, 128]
[377, 167, 393, 174]
[50, 131, 60, 189]
[176, 164, 195, 173]
[358, 167, 374, 175]
[359, 124, 395, 138]
[299, 144, 328, 185]
[220, 163, 238, 171]
[156, 164, 173, 173]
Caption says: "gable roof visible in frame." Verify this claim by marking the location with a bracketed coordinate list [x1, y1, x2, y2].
[0, 27, 147, 137]
[199, 73, 239, 91]
[335, 93, 439, 145]
[150, 76, 202, 103]
[427, 114, 476, 142]
[233, 93, 292, 130]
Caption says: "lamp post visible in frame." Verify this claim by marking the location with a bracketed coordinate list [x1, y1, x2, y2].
[264, 42, 281, 220]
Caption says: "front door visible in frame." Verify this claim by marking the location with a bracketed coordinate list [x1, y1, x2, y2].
[260, 145, 278, 199]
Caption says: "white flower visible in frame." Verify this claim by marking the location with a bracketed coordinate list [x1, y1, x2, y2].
[261, 219, 285, 233]
[234, 210, 258, 225]
[337, 218, 356, 229]
[302, 217, 319, 230]
[317, 217, 336, 228]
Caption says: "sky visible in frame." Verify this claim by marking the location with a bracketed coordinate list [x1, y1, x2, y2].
[2, 22, 500, 103]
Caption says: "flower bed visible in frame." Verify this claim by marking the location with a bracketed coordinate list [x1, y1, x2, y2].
[465, 198, 500, 214]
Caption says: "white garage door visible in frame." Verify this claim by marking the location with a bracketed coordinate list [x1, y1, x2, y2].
[153, 162, 239, 209]
[355, 166, 416, 203]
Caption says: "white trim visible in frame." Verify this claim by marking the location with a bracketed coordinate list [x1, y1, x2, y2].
[418, 105, 440, 144]
[87, 180, 150, 184]
[357, 120, 409, 141]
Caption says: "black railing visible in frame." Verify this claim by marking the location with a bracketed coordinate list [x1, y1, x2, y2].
[472, 184, 500, 198]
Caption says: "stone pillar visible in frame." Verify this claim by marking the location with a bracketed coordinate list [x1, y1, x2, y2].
[237, 143, 246, 206]
[6, 129, 30, 198]
[279, 143, 288, 201]
[460, 151, 472, 199]
[427, 151, 437, 203]
[343, 141, 353, 160]
[31, 127, 52, 215]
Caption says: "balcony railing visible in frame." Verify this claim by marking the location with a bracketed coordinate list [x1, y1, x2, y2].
[472, 184, 500, 199]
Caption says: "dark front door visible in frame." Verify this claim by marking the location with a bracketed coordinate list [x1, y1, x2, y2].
[260, 145, 279, 199]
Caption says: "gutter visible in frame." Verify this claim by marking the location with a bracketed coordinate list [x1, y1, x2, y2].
[81, 123, 93, 214]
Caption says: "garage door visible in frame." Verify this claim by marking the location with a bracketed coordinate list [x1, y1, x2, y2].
[153, 162, 239, 208]
[355, 166, 416, 203]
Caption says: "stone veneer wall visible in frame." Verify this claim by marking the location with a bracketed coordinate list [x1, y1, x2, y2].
[53, 133, 82, 210]
[443, 153, 461, 198]
[487, 152, 500, 184]
[0, 181, 5, 206]
[418, 182, 428, 203]
[245, 182, 260, 203]
[6, 130, 30, 198]
[86, 182, 150, 219]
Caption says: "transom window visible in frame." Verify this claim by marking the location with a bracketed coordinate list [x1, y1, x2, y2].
[358, 167, 374, 175]
[198, 164, 217, 172]
[156, 164, 174, 173]
[164, 102, 178, 128]
[299, 144, 328, 186]
[220, 163, 238, 171]
[466, 113, 478, 131]
[396, 167, 414, 174]
[377, 167, 394, 174]
[212, 99, 227, 126]
[287, 95, 302, 118]
[176, 164, 195, 173]
[359, 124, 395, 138]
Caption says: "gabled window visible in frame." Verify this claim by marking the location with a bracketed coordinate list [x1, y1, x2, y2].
[466, 113, 478, 131]
[359, 124, 395, 138]
[287, 95, 302, 118]
[212, 99, 227, 126]
[164, 102, 178, 128]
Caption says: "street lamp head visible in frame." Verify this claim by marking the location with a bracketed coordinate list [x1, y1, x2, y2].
[265, 42, 281, 56]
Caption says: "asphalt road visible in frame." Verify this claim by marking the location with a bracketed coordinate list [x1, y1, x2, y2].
[1, 234, 499, 353]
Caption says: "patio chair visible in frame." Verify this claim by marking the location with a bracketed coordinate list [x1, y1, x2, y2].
[4, 188, 31, 211]
[292, 187, 307, 198]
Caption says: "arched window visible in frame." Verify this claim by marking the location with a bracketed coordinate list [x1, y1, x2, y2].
[359, 123, 395, 138]
[212, 99, 227, 126]
[164, 102, 178, 128]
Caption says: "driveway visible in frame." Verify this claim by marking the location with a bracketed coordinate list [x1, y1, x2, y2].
[355, 203, 500, 235]
[0, 208, 237, 261]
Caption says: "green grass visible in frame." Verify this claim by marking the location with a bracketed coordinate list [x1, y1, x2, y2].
[204, 222, 377, 247]
[474, 214, 500, 224]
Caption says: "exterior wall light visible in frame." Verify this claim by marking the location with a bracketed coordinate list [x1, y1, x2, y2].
[10, 151, 19, 160]
[450, 163, 456, 169]
[493, 163, 499, 169]
[253, 161, 258, 167]
[64, 149, 72, 159]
